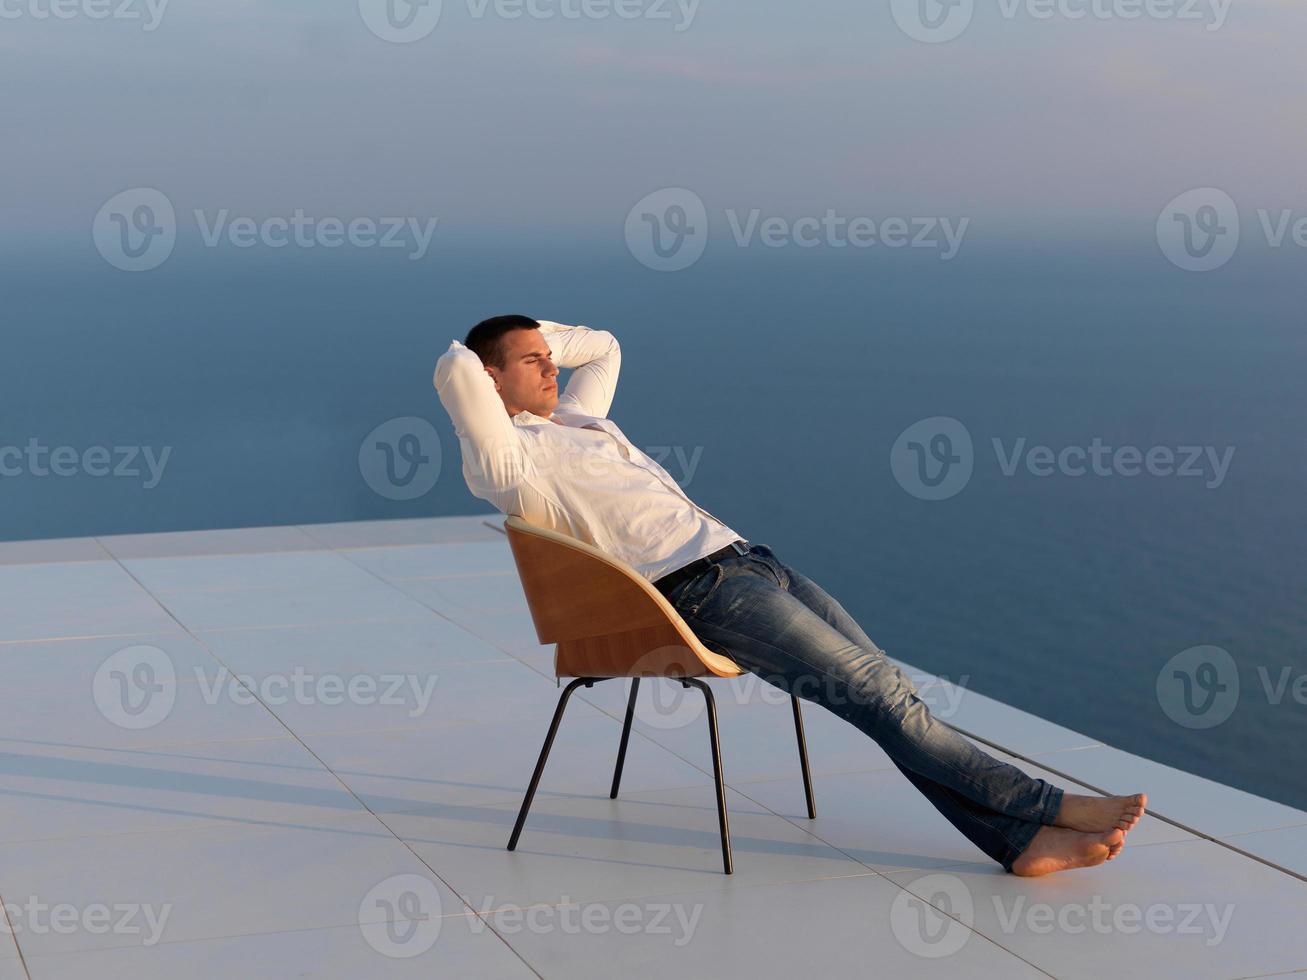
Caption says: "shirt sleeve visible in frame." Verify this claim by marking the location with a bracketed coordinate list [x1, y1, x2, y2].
[537, 320, 622, 419]
[433, 341, 531, 494]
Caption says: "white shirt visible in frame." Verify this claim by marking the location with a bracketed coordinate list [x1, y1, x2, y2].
[433, 320, 745, 582]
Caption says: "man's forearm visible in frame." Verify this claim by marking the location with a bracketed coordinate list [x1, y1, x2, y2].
[537, 320, 620, 370]
[537, 320, 622, 418]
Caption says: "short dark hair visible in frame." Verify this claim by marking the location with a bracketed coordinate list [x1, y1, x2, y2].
[464, 314, 541, 370]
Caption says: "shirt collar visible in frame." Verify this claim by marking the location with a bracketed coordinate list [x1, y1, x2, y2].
[512, 406, 590, 428]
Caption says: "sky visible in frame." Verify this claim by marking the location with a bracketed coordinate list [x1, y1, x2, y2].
[1, 0, 1303, 251]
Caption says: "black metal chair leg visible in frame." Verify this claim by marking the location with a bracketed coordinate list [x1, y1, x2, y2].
[507, 677, 596, 852]
[610, 677, 640, 799]
[681, 678, 733, 874]
[790, 695, 817, 819]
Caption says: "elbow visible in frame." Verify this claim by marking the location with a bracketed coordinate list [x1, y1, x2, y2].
[599, 331, 621, 367]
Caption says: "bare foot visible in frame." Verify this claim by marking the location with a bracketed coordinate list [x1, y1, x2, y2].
[1053, 792, 1147, 834]
[1011, 826, 1126, 877]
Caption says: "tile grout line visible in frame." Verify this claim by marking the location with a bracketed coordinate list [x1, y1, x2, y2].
[104, 550, 547, 980]
[0, 888, 34, 980]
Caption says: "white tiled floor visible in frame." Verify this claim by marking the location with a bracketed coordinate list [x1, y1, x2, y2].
[0, 513, 1302, 978]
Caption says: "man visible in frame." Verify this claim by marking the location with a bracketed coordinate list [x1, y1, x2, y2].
[434, 314, 1146, 876]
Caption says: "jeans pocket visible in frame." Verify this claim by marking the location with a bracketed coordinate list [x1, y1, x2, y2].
[744, 545, 784, 587]
[671, 563, 726, 619]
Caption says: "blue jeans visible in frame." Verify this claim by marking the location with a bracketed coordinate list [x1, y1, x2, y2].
[657, 542, 1064, 872]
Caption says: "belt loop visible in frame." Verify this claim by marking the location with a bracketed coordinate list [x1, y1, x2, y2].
[731, 540, 748, 556]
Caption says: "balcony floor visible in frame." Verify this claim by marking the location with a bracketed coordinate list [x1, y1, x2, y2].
[0, 515, 1303, 978]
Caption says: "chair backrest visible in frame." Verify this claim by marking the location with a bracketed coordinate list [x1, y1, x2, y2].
[503, 515, 742, 679]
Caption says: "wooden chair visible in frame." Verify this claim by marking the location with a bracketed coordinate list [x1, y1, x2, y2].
[502, 515, 816, 874]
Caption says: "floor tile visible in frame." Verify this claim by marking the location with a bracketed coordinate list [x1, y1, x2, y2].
[298, 515, 503, 549]
[1219, 824, 1307, 878]
[21, 913, 535, 980]
[0, 636, 290, 749]
[0, 632, 220, 691]
[493, 873, 1044, 980]
[151, 579, 435, 632]
[196, 618, 506, 677]
[0, 562, 180, 643]
[0, 735, 365, 844]
[0, 811, 464, 956]
[395, 574, 531, 621]
[0, 536, 110, 565]
[97, 525, 321, 560]
[423, 608, 551, 659]
[341, 542, 516, 582]
[887, 838, 1307, 979]
[249, 659, 588, 736]
[122, 551, 381, 594]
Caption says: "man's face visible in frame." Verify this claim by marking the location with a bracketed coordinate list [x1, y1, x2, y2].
[485, 328, 560, 418]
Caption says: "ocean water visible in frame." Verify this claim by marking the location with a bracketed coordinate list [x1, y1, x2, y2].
[4, 238, 1304, 810]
